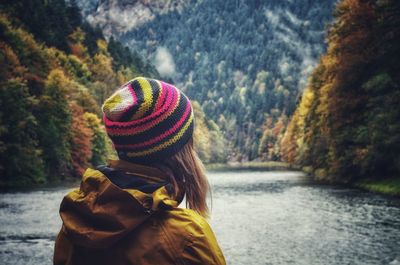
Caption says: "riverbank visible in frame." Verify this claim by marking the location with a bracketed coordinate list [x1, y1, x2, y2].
[2, 162, 293, 190]
[0, 177, 79, 192]
[5, 162, 398, 197]
[355, 178, 400, 197]
[206, 161, 295, 171]
[301, 166, 400, 197]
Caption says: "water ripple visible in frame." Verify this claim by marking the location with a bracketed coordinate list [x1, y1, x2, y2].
[1, 171, 400, 265]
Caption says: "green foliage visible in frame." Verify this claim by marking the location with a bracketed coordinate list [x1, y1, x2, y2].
[84, 112, 109, 166]
[117, 0, 336, 160]
[356, 178, 400, 196]
[0, 79, 45, 187]
[207, 120, 227, 163]
[38, 69, 72, 178]
[107, 36, 159, 78]
[1, 0, 80, 53]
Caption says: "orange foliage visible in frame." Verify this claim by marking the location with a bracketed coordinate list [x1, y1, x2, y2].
[68, 28, 89, 59]
[69, 103, 93, 177]
[0, 41, 26, 79]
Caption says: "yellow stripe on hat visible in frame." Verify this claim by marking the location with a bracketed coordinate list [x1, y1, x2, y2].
[131, 78, 154, 120]
[107, 92, 182, 136]
[126, 112, 194, 157]
[102, 93, 123, 114]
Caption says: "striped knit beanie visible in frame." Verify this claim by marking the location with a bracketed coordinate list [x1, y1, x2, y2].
[102, 77, 194, 164]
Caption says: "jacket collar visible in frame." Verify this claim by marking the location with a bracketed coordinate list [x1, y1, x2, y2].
[107, 159, 169, 182]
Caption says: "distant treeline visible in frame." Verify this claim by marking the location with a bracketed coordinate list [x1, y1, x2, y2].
[281, 0, 400, 183]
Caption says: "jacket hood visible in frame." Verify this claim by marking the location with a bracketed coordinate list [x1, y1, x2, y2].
[59, 160, 183, 249]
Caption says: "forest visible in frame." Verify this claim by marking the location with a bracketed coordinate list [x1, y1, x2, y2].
[281, 0, 400, 185]
[0, 0, 399, 189]
[0, 0, 226, 187]
[114, 0, 337, 161]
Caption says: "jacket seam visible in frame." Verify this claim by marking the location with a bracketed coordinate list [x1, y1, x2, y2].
[179, 232, 194, 265]
[159, 218, 186, 265]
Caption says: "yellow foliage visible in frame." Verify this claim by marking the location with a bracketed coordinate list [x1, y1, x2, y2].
[298, 88, 314, 118]
[192, 101, 211, 162]
[96, 39, 109, 55]
[45, 69, 70, 94]
[68, 28, 86, 43]
[89, 53, 118, 103]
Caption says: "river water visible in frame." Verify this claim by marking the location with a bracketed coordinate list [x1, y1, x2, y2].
[1, 170, 399, 265]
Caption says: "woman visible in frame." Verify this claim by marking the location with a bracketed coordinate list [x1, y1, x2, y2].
[53, 77, 226, 265]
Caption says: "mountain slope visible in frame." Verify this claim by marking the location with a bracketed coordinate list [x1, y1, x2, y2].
[77, 0, 337, 161]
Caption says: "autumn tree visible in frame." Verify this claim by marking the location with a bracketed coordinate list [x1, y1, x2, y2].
[69, 103, 93, 176]
[282, 0, 400, 182]
[84, 112, 110, 166]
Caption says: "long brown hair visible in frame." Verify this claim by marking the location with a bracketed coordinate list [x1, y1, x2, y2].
[159, 138, 210, 218]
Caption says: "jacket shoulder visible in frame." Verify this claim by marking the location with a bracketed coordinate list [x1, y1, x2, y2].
[163, 208, 226, 265]
[82, 167, 105, 179]
[163, 208, 211, 240]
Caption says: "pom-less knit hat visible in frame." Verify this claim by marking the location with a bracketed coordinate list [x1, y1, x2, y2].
[102, 77, 194, 164]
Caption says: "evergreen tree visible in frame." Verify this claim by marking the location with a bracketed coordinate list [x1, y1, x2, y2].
[0, 79, 45, 186]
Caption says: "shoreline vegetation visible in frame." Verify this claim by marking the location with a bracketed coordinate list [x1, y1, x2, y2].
[205, 161, 295, 171]
[1, 0, 399, 200]
[355, 179, 400, 197]
[1, 161, 398, 198]
[208, 162, 400, 197]
[280, 0, 400, 198]
[301, 165, 400, 197]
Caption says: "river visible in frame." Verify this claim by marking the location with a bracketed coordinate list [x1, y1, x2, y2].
[1, 170, 399, 265]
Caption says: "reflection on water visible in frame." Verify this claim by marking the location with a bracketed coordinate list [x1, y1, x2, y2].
[1, 171, 400, 265]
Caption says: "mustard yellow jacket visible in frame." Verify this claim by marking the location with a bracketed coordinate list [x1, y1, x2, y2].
[54, 160, 226, 265]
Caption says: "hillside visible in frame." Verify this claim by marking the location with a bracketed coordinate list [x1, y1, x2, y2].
[0, 0, 160, 187]
[0, 0, 228, 187]
[76, 0, 337, 161]
[282, 0, 400, 184]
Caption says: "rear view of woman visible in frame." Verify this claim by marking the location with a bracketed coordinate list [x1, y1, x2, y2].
[54, 77, 226, 265]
